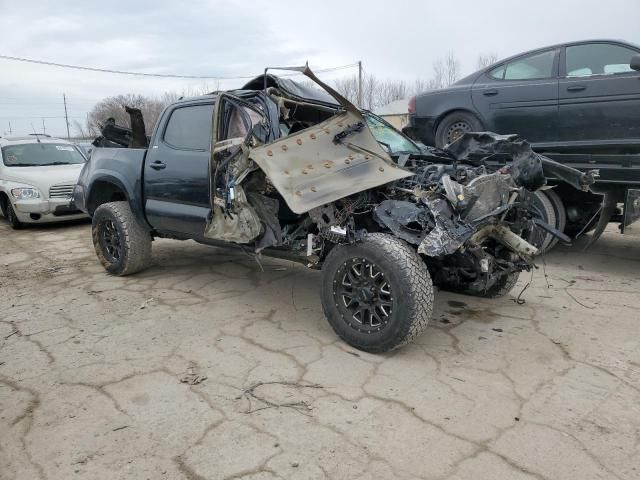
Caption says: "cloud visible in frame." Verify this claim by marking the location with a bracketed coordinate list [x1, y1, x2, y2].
[0, 0, 638, 136]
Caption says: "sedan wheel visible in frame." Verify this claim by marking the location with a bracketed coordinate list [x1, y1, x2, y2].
[445, 120, 472, 144]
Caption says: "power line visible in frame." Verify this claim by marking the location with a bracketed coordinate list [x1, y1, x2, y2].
[0, 54, 357, 80]
[0, 115, 84, 119]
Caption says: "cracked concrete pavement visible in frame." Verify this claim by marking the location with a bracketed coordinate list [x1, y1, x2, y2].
[1, 219, 639, 480]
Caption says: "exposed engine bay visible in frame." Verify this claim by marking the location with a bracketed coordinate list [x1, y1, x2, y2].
[99, 66, 598, 298]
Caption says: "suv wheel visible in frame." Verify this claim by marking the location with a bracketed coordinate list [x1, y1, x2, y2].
[321, 233, 434, 353]
[435, 111, 483, 148]
[92, 201, 152, 275]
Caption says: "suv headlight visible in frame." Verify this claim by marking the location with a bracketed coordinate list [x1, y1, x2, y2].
[11, 187, 41, 200]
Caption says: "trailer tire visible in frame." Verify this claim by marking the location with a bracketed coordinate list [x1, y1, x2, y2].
[543, 189, 567, 250]
[321, 233, 433, 353]
[523, 191, 556, 253]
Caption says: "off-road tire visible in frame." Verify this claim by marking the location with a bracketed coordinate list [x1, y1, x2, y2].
[4, 200, 23, 229]
[320, 233, 434, 353]
[92, 201, 151, 276]
[435, 111, 484, 148]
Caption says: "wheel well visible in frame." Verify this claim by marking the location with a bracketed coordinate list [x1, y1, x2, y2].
[0, 191, 8, 215]
[551, 182, 602, 226]
[87, 181, 127, 215]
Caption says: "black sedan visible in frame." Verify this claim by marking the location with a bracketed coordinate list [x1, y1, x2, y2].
[405, 39, 640, 150]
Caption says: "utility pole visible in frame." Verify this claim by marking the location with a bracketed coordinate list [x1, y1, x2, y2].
[63, 93, 70, 139]
[357, 60, 363, 109]
[8, 121, 12, 135]
[42, 118, 46, 135]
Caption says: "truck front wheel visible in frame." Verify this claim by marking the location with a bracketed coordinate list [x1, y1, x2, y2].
[92, 201, 152, 276]
[321, 233, 434, 353]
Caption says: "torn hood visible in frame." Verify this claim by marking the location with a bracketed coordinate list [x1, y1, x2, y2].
[245, 65, 413, 214]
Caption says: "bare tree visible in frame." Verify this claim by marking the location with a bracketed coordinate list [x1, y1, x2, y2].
[445, 52, 460, 86]
[333, 73, 411, 110]
[84, 83, 218, 137]
[333, 75, 359, 105]
[73, 119, 90, 139]
[425, 52, 460, 90]
[411, 79, 428, 96]
[377, 80, 408, 107]
[477, 52, 499, 69]
[427, 58, 446, 90]
[86, 94, 160, 136]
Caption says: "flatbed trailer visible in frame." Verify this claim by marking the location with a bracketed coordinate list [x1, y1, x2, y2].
[483, 150, 640, 242]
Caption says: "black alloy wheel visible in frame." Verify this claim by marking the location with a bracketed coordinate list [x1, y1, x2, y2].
[334, 257, 394, 333]
[320, 233, 433, 352]
[98, 218, 123, 263]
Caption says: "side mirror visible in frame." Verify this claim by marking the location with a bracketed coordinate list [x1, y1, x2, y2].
[631, 54, 640, 71]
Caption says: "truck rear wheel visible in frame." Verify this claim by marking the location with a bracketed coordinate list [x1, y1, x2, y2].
[92, 201, 152, 276]
[320, 233, 434, 353]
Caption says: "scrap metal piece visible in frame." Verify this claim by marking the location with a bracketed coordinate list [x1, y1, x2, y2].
[463, 172, 513, 222]
[584, 187, 618, 248]
[126, 106, 148, 148]
[417, 198, 475, 257]
[374, 200, 428, 245]
[470, 224, 539, 257]
[445, 131, 598, 193]
[204, 185, 262, 243]
[539, 157, 598, 192]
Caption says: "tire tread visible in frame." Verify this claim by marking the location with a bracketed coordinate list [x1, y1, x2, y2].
[322, 233, 434, 352]
[92, 201, 151, 275]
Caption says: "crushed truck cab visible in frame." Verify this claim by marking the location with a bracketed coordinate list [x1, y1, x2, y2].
[74, 66, 596, 353]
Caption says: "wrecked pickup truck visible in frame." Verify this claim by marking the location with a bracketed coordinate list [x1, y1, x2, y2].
[73, 66, 596, 353]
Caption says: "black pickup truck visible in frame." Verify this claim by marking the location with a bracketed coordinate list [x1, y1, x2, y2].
[74, 66, 595, 353]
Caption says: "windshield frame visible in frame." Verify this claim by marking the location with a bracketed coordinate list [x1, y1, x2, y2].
[363, 111, 421, 156]
[1, 142, 87, 167]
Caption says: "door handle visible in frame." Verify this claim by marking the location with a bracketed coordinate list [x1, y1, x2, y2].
[483, 89, 498, 96]
[566, 85, 586, 92]
[149, 160, 166, 170]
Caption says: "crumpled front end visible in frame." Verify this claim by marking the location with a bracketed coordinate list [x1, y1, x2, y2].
[372, 132, 597, 294]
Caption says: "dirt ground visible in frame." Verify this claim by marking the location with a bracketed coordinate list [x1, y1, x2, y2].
[1, 218, 639, 480]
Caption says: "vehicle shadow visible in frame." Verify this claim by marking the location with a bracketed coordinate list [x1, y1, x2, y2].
[0, 213, 91, 231]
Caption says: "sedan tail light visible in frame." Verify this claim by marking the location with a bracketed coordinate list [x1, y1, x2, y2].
[408, 96, 416, 114]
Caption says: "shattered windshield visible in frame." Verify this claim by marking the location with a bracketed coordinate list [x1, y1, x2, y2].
[364, 113, 420, 155]
[1, 143, 86, 167]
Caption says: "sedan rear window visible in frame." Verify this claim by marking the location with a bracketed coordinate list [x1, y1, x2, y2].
[490, 50, 556, 80]
[1, 143, 86, 167]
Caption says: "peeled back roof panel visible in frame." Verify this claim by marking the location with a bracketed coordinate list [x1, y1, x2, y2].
[241, 74, 339, 107]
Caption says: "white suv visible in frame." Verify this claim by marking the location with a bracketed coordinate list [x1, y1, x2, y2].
[0, 135, 89, 228]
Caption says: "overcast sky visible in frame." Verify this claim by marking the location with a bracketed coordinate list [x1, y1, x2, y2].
[0, 0, 638, 136]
